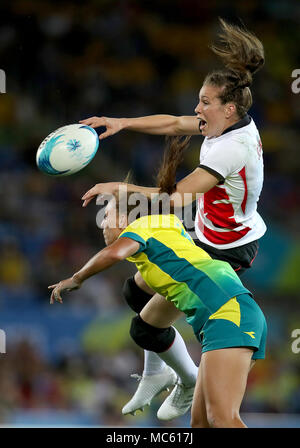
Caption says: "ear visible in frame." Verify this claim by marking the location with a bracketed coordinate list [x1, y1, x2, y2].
[225, 103, 236, 118]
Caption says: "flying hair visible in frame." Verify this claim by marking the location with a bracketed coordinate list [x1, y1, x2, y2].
[205, 18, 265, 117]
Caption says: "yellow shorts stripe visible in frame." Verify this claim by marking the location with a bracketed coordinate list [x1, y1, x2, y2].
[208, 297, 241, 327]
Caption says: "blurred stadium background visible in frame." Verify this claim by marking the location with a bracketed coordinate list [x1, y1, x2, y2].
[0, 0, 299, 428]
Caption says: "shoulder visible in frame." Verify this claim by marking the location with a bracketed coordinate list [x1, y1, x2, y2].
[121, 216, 152, 238]
[203, 135, 248, 160]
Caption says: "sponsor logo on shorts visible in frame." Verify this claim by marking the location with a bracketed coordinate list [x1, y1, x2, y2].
[243, 331, 255, 339]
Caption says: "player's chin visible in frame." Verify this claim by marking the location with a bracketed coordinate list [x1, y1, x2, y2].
[199, 123, 209, 136]
[104, 234, 115, 246]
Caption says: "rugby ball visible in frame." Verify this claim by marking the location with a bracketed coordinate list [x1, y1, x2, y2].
[36, 124, 99, 176]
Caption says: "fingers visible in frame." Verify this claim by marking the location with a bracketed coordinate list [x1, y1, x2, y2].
[79, 116, 105, 129]
[49, 289, 63, 305]
[81, 189, 93, 200]
[48, 283, 63, 305]
[79, 117, 117, 140]
[81, 192, 109, 207]
[81, 187, 97, 207]
[79, 118, 97, 127]
[99, 129, 113, 140]
[82, 198, 93, 207]
[81, 191, 94, 207]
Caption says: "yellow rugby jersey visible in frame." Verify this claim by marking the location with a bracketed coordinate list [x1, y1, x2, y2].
[119, 214, 251, 334]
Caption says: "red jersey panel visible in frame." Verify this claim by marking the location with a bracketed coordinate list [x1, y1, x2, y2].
[195, 117, 266, 249]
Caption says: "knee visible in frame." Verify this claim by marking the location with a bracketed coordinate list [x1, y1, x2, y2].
[190, 415, 209, 428]
[122, 276, 152, 313]
[206, 407, 243, 428]
[130, 315, 175, 353]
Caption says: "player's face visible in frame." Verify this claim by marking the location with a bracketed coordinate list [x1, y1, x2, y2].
[101, 201, 126, 246]
[195, 84, 231, 138]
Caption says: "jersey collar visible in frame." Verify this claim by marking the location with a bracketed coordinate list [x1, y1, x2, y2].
[221, 114, 251, 136]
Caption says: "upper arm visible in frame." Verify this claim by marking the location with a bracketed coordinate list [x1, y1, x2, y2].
[108, 237, 141, 260]
[171, 167, 219, 206]
[176, 116, 201, 135]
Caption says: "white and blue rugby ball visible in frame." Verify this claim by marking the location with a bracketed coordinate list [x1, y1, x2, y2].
[36, 124, 99, 176]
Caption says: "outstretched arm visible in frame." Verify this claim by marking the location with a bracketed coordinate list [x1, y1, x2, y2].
[79, 115, 200, 140]
[48, 237, 139, 304]
[81, 182, 160, 207]
[81, 168, 219, 208]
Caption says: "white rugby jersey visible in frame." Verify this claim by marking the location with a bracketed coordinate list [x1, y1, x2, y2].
[195, 115, 267, 249]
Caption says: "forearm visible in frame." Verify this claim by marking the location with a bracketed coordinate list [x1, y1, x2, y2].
[72, 238, 139, 283]
[121, 115, 200, 136]
[118, 182, 160, 199]
[72, 247, 120, 284]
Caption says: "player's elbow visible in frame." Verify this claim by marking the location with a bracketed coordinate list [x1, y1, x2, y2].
[107, 248, 125, 262]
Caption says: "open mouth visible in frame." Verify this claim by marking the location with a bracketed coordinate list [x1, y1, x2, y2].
[199, 119, 207, 131]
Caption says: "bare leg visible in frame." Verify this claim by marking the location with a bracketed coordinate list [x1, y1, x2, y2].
[140, 293, 197, 385]
[122, 276, 183, 416]
[190, 363, 210, 428]
[134, 271, 155, 295]
[140, 292, 184, 327]
[191, 347, 254, 428]
[135, 271, 184, 374]
[140, 293, 197, 420]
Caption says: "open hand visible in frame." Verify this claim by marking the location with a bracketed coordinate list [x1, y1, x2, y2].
[79, 116, 124, 140]
[48, 277, 81, 304]
[81, 182, 121, 207]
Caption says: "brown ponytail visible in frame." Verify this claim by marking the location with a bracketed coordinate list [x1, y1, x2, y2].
[113, 136, 190, 219]
[205, 18, 265, 117]
[156, 135, 191, 195]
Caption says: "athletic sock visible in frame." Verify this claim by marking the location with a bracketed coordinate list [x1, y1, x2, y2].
[143, 350, 166, 376]
[157, 327, 198, 386]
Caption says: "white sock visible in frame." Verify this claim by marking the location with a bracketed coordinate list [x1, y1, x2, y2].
[158, 327, 198, 386]
[143, 350, 166, 376]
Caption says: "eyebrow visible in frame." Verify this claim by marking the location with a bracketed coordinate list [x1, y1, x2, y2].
[200, 95, 210, 100]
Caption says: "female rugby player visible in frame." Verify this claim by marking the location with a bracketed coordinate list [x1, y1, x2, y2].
[48, 190, 267, 428]
[79, 18, 267, 417]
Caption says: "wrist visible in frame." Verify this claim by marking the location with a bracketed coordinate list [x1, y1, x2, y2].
[113, 181, 126, 194]
[120, 118, 130, 131]
[72, 272, 84, 285]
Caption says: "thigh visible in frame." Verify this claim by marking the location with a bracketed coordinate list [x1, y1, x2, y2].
[201, 347, 253, 416]
[134, 271, 156, 295]
[140, 293, 184, 328]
